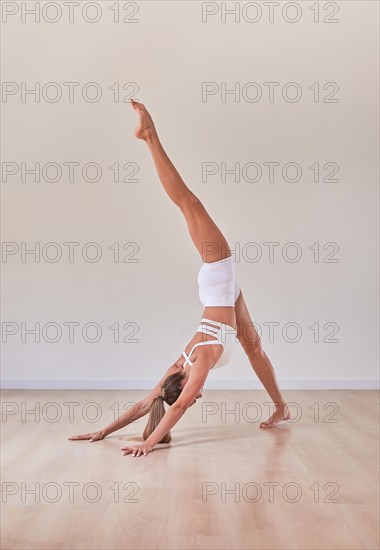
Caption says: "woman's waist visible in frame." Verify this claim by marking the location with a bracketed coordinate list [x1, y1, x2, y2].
[196, 317, 237, 342]
[201, 310, 236, 329]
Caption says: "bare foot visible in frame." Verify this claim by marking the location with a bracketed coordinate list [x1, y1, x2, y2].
[259, 405, 291, 428]
[130, 99, 155, 141]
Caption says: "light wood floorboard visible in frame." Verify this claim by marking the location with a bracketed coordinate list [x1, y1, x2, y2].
[1, 390, 379, 550]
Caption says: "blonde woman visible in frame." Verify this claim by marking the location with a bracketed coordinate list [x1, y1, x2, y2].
[68, 100, 290, 457]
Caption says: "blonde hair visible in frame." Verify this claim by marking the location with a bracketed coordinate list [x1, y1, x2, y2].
[143, 371, 185, 444]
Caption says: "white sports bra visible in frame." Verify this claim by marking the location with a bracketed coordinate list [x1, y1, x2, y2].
[182, 318, 237, 370]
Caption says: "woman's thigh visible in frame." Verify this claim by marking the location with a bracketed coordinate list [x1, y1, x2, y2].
[181, 198, 231, 263]
[234, 290, 262, 352]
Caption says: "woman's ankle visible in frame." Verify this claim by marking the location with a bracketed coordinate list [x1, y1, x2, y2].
[145, 129, 159, 146]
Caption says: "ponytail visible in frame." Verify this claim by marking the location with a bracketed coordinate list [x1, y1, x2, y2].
[143, 395, 172, 444]
[142, 371, 186, 444]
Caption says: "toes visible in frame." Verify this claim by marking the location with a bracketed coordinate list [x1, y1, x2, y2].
[260, 420, 274, 428]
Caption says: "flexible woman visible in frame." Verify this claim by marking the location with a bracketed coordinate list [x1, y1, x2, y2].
[68, 100, 290, 457]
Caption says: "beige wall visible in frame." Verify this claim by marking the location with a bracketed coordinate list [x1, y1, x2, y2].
[1, 1, 378, 388]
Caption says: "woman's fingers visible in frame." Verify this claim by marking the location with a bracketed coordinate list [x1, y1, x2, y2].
[121, 446, 139, 456]
[120, 445, 150, 457]
[68, 434, 90, 440]
[68, 433, 105, 443]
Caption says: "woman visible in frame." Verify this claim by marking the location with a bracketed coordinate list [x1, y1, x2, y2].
[68, 100, 290, 457]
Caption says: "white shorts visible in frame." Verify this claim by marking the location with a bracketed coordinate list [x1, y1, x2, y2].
[197, 255, 240, 307]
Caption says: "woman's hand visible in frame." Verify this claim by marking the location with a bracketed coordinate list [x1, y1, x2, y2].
[121, 442, 154, 457]
[67, 430, 105, 442]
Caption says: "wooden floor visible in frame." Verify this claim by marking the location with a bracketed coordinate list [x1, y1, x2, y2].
[1, 389, 379, 550]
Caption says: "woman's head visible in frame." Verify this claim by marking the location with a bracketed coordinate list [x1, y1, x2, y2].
[142, 371, 186, 444]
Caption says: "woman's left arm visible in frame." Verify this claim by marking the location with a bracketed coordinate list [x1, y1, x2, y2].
[121, 359, 210, 457]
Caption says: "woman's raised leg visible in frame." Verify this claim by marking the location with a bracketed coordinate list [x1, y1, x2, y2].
[131, 100, 230, 263]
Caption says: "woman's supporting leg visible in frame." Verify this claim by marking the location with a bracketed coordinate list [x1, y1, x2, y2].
[234, 290, 291, 428]
[131, 100, 230, 263]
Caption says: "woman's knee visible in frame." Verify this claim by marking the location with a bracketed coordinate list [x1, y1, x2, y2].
[180, 193, 202, 213]
[239, 337, 264, 362]
[237, 321, 264, 355]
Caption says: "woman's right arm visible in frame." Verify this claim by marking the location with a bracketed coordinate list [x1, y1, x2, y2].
[68, 360, 182, 441]
[68, 400, 150, 441]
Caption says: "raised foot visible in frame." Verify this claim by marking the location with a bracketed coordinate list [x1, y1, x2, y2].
[259, 405, 291, 429]
[130, 99, 155, 141]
